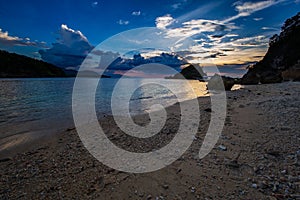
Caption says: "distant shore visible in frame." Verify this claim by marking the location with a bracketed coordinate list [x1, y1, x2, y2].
[0, 82, 299, 199]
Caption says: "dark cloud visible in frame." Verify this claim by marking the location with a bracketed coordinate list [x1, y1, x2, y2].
[39, 24, 93, 69]
[103, 53, 186, 77]
[205, 52, 227, 59]
[203, 64, 249, 78]
[220, 48, 235, 52]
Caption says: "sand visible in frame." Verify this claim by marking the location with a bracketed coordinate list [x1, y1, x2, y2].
[0, 82, 299, 199]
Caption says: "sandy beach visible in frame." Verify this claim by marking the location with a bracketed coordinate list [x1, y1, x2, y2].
[0, 82, 299, 199]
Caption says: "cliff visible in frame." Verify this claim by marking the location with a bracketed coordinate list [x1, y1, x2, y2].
[241, 12, 300, 84]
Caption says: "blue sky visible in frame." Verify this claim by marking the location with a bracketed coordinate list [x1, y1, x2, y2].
[0, 0, 299, 76]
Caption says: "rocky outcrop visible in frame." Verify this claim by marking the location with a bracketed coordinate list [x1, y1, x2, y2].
[166, 64, 206, 80]
[281, 63, 300, 81]
[0, 50, 66, 78]
[260, 71, 283, 84]
[241, 12, 300, 84]
[207, 74, 235, 91]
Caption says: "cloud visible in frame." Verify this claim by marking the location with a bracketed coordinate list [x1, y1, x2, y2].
[235, 1, 276, 14]
[224, 0, 285, 22]
[230, 35, 268, 47]
[132, 11, 141, 16]
[183, 19, 238, 32]
[88, 50, 120, 69]
[170, 0, 189, 10]
[253, 17, 264, 21]
[162, 19, 238, 38]
[155, 14, 175, 29]
[171, 3, 182, 10]
[117, 19, 129, 25]
[91, 1, 98, 7]
[149, 1, 281, 68]
[39, 24, 93, 69]
[261, 26, 279, 30]
[185, 34, 269, 65]
[175, 2, 223, 24]
[0, 28, 45, 47]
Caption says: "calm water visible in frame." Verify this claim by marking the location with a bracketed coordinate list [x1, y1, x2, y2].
[0, 78, 208, 140]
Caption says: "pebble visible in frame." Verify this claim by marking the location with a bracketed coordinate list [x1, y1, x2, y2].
[191, 187, 196, 193]
[139, 193, 144, 197]
[251, 183, 258, 189]
[281, 169, 287, 174]
[162, 185, 169, 189]
[218, 145, 227, 151]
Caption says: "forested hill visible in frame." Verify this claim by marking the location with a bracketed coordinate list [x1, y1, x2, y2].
[0, 50, 66, 78]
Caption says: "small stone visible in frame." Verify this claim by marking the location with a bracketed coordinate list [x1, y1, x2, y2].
[239, 190, 246, 195]
[259, 181, 269, 189]
[218, 145, 227, 151]
[146, 195, 152, 200]
[139, 193, 144, 197]
[251, 183, 258, 189]
[191, 187, 196, 193]
[281, 169, 287, 174]
[162, 185, 169, 189]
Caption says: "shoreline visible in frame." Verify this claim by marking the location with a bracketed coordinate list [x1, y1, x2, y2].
[0, 82, 299, 199]
[0, 81, 211, 159]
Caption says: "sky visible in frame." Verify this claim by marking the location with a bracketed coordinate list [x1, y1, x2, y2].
[0, 0, 299, 77]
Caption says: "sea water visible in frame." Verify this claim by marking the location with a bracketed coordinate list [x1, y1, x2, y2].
[0, 78, 208, 140]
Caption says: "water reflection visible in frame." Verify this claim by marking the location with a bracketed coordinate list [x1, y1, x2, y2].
[0, 78, 207, 139]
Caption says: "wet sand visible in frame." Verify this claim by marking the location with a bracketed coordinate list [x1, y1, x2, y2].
[0, 82, 299, 199]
